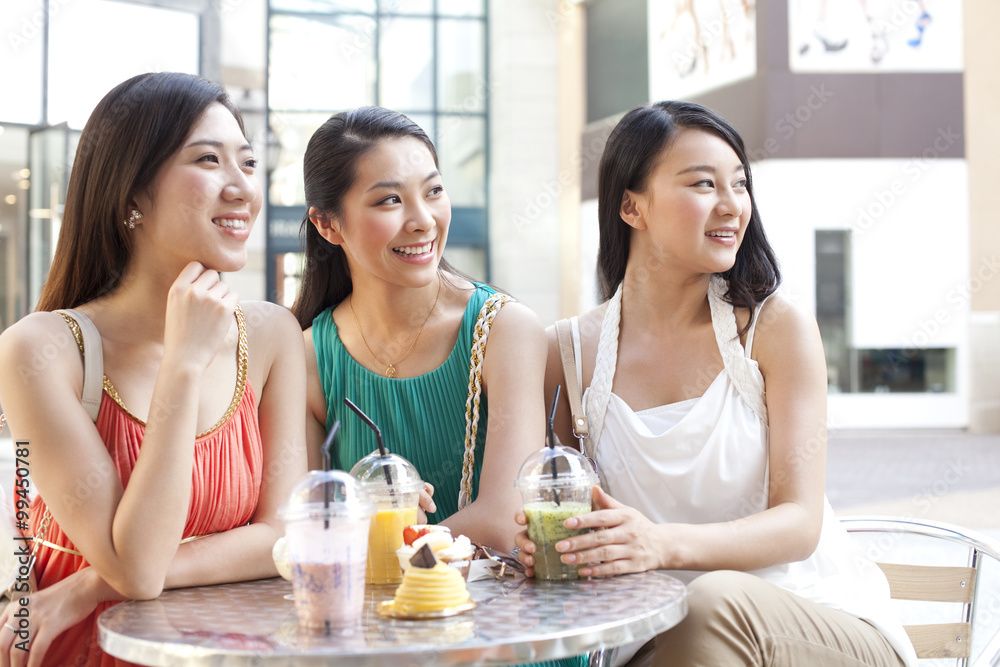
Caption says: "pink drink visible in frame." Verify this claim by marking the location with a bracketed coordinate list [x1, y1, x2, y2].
[291, 560, 367, 629]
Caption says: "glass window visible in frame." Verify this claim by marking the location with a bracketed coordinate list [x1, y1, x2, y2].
[379, 17, 433, 111]
[436, 115, 484, 207]
[0, 0, 44, 125]
[437, 0, 484, 17]
[381, 0, 433, 14]
[857, 349, 955, 393]
[48, 0, 199, 129]
[270, 0, 375, 12]
[405, 114, 436, 145]
[815, 230, 851, 392]
[269, 13, 376, 111]
[268, 111, 332, 207]
[437, 19, 485, 112]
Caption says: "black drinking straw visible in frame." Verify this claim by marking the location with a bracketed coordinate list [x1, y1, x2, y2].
[343, 398, 394, 487]
[548, 385, 562, 506]
[320, 420, 340, 530]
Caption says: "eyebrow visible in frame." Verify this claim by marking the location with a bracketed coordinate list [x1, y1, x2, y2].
[184, 139, 254, 152]
[677, 164, 746, 175]
[366, 171, 442, 192]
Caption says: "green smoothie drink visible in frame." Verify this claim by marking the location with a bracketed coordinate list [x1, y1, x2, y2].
[515, 442, 599, 582]
[524, 500, 592, 580]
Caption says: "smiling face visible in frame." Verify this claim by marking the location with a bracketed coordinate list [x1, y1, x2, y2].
[316, 136, 450, 289]
[132, 102, 261, 274]
[624, 128, 751, 277]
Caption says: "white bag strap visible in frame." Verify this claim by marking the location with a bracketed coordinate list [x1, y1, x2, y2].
[554, 318, 589, 442]
[54, 309, 104, 422]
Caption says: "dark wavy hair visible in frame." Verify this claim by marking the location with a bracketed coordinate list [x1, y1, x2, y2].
[36, 72, 243, 311]
[596, 100, 780, 326]
[291, 106, 465, 329]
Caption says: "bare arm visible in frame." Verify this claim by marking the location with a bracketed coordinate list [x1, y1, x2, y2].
[519, 296, 829, 576]
[303, 326, 331, 471]
[164, 300, 308, 587]
[438, 302, 547, 553]
[1, 301, 308, 667]
[0, 264, 241, 599]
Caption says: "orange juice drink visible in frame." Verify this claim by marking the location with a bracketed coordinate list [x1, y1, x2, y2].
[367, 504, 419, 585]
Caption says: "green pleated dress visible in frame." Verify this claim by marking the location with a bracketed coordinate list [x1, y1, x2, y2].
[311, 282, 589, 667]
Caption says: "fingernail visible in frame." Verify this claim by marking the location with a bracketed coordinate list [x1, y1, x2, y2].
[562, 553, 576, 563]
[556, 540, 568, 552]
[565, 517, 578, 528]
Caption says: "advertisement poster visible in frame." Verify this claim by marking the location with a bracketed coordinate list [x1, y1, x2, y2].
[789, 0, 962, 72]
[648, 0, 757, 101]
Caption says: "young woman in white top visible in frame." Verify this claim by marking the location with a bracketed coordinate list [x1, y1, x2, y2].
[515, 100, 916, 667]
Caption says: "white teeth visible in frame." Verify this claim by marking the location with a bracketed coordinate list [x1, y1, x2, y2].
[707, 231, 736, 237]
[394, 242, 433, 256]
[214, 218, 247, 230]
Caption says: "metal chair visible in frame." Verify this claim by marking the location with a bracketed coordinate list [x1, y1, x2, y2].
[841, 516, 1000, 667]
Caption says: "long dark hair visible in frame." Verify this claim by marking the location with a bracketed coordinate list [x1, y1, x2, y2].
[596, 100, 780, 322]
[292, 106, 462, 330]
[36, 72, 244, 311]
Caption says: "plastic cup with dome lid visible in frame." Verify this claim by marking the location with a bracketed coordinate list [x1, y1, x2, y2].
[344, 398, 425, 585]
[515, 389, 599, 580]
[279, 469, 374, 630]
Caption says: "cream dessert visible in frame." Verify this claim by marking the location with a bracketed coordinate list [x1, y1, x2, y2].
[388, 544, 472, 616]
[396, 525, 475, 575]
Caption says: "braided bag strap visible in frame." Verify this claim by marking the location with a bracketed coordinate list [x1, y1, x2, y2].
[458, 293, 508, 510]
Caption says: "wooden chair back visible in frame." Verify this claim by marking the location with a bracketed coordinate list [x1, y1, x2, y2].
[842, 516, 1000, 667]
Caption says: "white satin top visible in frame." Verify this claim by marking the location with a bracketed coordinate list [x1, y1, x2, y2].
[572, 275, 917, 666]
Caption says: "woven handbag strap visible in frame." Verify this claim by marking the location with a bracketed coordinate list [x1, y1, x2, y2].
[458, 292, 507, 510]
[554, 318, 589, 447]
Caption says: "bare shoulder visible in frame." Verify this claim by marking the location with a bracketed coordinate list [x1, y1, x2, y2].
[0, 311, 84, 400]
[543, 303, 602, 356]
[749, 293, 823, 371]
[239, 301, 304, 361]
[492, 299, 542, 334]
[241, 301, 301, 337]
[0, 311, 81, 366]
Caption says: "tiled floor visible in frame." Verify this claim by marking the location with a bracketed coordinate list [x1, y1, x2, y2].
[826, 428, 1000, 536]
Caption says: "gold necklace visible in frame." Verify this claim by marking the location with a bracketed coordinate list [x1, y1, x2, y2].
[349, 280, 442, 378]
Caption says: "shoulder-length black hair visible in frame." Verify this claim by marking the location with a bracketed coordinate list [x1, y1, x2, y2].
[596, 100, 780, 320]
[292, 106, 464, 330]
[37, 72, 243, 311]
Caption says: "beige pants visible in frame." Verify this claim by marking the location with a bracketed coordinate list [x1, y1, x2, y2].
[629, 570, 906, 667]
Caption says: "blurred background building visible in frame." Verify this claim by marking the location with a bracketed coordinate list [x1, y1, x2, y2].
[0, 0, 997, 432]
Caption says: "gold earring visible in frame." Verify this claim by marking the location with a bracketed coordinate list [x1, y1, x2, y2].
[124, 209, 143, 230]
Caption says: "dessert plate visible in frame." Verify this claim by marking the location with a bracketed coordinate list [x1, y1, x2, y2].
[376, 599, 475, 620]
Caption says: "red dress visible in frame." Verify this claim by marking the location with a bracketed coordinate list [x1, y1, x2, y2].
[26, 312, 262, 666]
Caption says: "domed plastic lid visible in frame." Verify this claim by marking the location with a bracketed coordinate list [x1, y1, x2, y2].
[279, 470, 375, 522]
[514, 444, 599, 490]
[349, 450, 424, 493]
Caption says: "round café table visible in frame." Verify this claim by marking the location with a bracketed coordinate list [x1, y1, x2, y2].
[99, 571, 687, 666]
